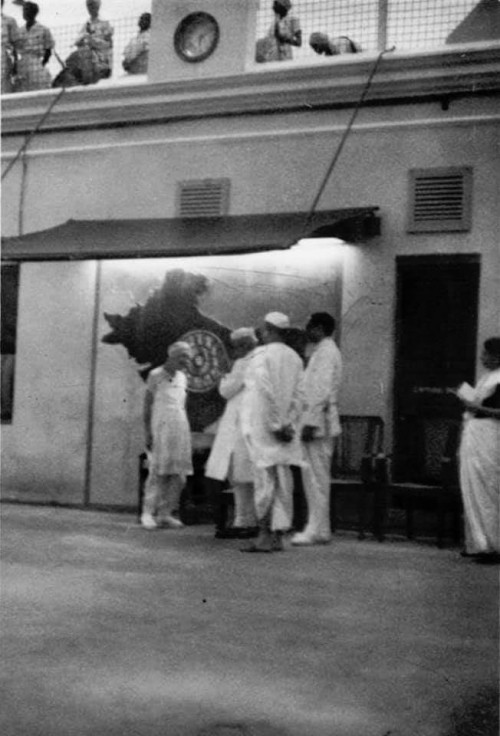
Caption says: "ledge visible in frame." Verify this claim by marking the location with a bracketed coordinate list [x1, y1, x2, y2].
[1, 43, 500, 136]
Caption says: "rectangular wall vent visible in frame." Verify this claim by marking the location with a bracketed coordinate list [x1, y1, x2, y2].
[408, 167, 472, 233]
[177, 178, 230, 218]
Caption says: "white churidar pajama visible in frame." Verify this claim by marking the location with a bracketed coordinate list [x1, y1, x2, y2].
[300, 337, 342, 540]
[143, 367, 193, 519]
[242, 343, 305, 532]
[459, 368, 500, 555]
[205, 352, 257, 527]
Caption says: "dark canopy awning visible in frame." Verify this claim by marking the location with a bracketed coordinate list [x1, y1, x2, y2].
[1, 208, 380, 261]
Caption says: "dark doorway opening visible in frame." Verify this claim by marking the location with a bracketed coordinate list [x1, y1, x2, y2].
[1, 264, 19, 423]
[393, 255, 480, 483]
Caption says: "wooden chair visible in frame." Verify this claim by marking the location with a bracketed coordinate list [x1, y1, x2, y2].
[436, 422, 463, 547]
[379, 418, 462, 546]
[330, 415, 386, 539]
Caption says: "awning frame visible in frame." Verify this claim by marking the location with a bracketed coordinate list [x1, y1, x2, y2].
[1, 208, 380, 262]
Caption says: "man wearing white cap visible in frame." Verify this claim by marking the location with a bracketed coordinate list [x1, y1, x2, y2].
[241, 312, 305, 552]
[141, 341, 194, 530]
[205, 327, 260, 538]
[292, 312, 342, 545]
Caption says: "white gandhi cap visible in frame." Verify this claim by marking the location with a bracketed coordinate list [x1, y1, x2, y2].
[264, 312, 290, 329]
[230, 327, 258, 343]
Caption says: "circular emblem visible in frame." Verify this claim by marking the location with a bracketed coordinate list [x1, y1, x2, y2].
[173, 12, 220, 63]
[181, 329, 229, 393]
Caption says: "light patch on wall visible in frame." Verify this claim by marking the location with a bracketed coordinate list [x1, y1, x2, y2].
[99, 241, 346, 430]
[102, 239, 347, 330]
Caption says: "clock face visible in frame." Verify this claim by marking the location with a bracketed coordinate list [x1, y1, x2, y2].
[181, 329, 229, 393]
[174, 12, 220, 63]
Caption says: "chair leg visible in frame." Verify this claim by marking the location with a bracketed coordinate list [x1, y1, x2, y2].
[330, 486, 337, 534]
[138, 453, 148, 522]
[357, 485, 368, 540]
[436, 496, 446, 548]
[373, 483, 386, 542]
[179, 476, 197, 525]
[373, 458, 388, 542]
[206, 479, 227, 532]
[453, 505, 463, 547]
[406, 503, 414, 540]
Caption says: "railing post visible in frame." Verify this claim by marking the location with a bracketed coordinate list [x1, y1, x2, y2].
[378, 0, 389, 52]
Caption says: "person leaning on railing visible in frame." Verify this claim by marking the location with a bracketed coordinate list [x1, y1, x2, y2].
[256, 0, 301, 63]
[1, 0, 18, 94]
[73, 0, 113, 84]
[122, 12, 151, 75]
[14, 1, 54, 92]
[309, 32, 361, 57]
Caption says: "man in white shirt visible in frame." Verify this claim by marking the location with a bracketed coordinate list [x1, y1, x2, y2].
[241, 312, 305, 552]
[205, 327, 259, 538]
[292, 312, 342, 545]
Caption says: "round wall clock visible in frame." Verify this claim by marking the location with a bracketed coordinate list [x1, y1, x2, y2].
[181, 329, 229, 393]
[174, 12, 220, 63]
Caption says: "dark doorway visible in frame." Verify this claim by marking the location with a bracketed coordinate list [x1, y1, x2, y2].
[1, 264, 19, 423]
[393, 255, 480, 483]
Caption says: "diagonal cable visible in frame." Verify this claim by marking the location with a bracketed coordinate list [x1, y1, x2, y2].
[299, 46, 396, 242]
[2, 86, 66, 182]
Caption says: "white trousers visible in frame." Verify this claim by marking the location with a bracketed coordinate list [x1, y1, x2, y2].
[301, 437, 334, 539]
[254, 465, 294, 532]
[231, 482, 257, 527]
[143, 472, 184, 519]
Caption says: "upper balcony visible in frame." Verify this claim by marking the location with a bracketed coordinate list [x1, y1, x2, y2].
[2, 0, 500, 135]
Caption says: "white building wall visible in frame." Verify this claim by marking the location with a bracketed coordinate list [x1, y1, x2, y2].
[2, 83, 499, 506]
[1, 262, 97, 502]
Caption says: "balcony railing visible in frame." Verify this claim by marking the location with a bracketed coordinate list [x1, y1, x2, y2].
[1, 0, 489, 93]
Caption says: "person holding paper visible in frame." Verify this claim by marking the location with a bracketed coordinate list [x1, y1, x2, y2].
[458, 337, 500, 563]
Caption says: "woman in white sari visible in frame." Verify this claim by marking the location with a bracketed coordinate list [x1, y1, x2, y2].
[458, 337, 500, 562]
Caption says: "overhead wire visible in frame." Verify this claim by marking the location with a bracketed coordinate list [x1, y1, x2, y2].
[2, 50, 69, 234]
[299, 45, 396, 243]
[1, 84, 66, 182]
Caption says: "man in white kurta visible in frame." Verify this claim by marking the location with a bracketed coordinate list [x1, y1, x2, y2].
[141, 341, 193, 530]
[205, 328, 259, 535]
[292, 312, 342, 545]
[241, 312, 305, 552]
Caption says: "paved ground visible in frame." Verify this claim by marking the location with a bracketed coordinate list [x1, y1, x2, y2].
[1, 504, 498, 736]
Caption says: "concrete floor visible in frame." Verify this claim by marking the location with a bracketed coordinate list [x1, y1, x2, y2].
[1, 504, 498, 736]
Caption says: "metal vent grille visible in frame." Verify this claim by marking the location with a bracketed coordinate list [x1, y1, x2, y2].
[177, 179, 230, 218]
[408, 167, 472, 233]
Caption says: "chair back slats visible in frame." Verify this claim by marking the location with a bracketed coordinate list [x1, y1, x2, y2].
[332, 416, 385, 480]
[441, 421, 462, 489]
[394, 417, 461, 484]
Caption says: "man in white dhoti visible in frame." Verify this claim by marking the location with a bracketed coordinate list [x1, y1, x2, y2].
[458, 337, 500, 563]
[205, 327, 259, 538]
[292, 312, 342, 546]
[241, 312, 305, 552]
[141, 341, 193, 530]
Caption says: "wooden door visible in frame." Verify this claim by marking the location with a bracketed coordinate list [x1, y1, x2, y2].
[393, 255, 480, 482]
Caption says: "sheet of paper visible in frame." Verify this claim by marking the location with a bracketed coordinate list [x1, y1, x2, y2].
[456, 382, 476, 402]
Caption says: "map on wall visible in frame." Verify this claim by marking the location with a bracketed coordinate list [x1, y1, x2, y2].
[102, 269, 232, 431]
[101, 246, 343, 432]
